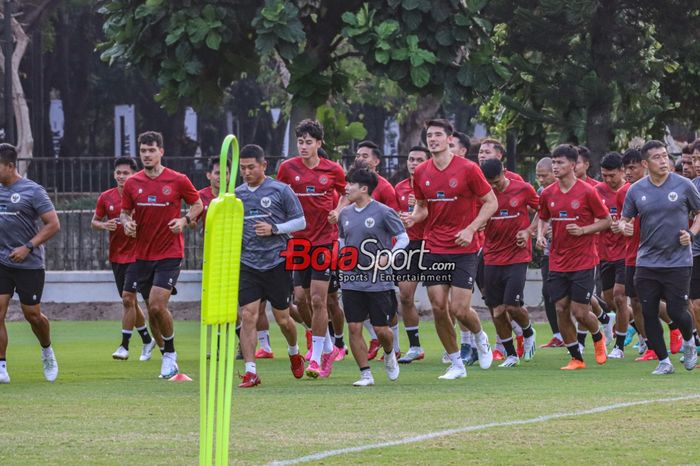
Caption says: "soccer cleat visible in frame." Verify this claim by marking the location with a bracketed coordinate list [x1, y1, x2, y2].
[334, 346, 347, 362]
[140, 339, 157, 361]
[289, 354, 305, 379]
[523, 329, 536, 362]
[255, 348, 274, 359]
[367, 339, 381, 361]
[384, 351, 400, 381]
[605, 314, 616, 345]
[462, 345, 478, 366]
[635, 349, 658, 361]
[594, 335, 607, 365]
[441, 351, 451, 364]
[238, 371, 261, 388]
[492, 349, 505, 361]
[679, 346, 700, 363]
[305, 360, 321, 378]
[159, 352, 179, 379]
[379, 351, 401, 361]
[112, 346, 129, 360]
[516, 335, 524, 358]
[540, 336, 564, 348]
[319, 347, 341, 378]
[498, 355, 520, 368]
[637, 338, 648, 355]
[353, 372, 375, 387]
[624, 326, 636, 347]
[0, 365, 9, 384]
[476, 332, 494, 369]
[651, 361, 675, 375]
[561, 358, 586, 370]
[669, 329, 683, 354]
[438, 363, 467, 380]
[682, 341, 698, 371]
[398, 347, 425, 364]
[459, 343, 473, 362]
[608, 347, 624, 359]
[41, 348, 58, 382]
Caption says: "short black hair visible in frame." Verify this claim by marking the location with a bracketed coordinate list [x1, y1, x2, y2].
[137, 131, 164, 148]
[640, 140, 666, 159]
[114, 156, 138, 171]
[682, 145, 693, 155]
[207, 158, 221, 173]
[552, 144, 579, 163]
[0, 143, 18, 166]
[480, 158, 503, 179]
[240, 144, 266, 163]
[576, 145, 591, 163]
[424, 119, 453, 136]
[692, 139, 700, 153]
[480, 138, 506, 157]
[295, 119, 324, 140]
[357, 140, 382, 159]
[600, 151, 623, 170]
[318, 147, 329, 159]
[408, 146, 431, 158]
[452, 131, 470, 150]
[622, 148, 642, 165]
[675, 160, 683, 173]
[345, 167, 378, 195]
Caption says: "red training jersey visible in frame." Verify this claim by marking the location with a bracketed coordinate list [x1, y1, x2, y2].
[582, 176, 599, 187]
[483, 179, 539, 266]
[198, 186, 216, 230]
[616, 183, 641, 267]
[504, 170, 524, 182]
[276, 156, 346, 246]
[122, 168, 200, 261]
[373, 174, 399, 210]
[395, 178, 425, 241]
[95, 187, 136, 264]
[595, 182, 626, 262]
[538, 179, 609, 272]
[474, 169, 525, 249]
[413, 155, 492, 254]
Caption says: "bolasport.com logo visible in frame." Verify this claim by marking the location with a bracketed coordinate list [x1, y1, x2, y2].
[280, 239, 456, 283]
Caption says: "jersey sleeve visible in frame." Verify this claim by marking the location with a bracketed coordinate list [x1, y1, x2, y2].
[276, 161, 289, 184]
[282, 185, 305, 219]
[588, 188, 609, 219]
[95, 193, 107, 219]
[526, 184, 539, 209]
[379, 183, 399, 210]
[33, 185, 55, 216]
[538, 190, 551, 221]
[383, 208, 406, 237]
[466, 164, 492, 199]
[622, 187, 638, 218]
[333, 163, 347, 198]
[179, 174, 200, 205]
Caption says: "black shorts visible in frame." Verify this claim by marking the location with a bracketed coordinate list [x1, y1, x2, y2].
[0, 263, 44, 305]
[483, 263, 528, 307]
[423, 253, 478, 290]
[599, 259, 625, 291]
[328, 270, 340, 294]
[393, 240, 425, 280]
[475, 249, 485, 293]
[239, 262, 293, 310]
[341, 289, 397, 327]
[123, 258, 181, 300]
[292, 244, 333, 289]
[635, 266, 691, 310]
[625, 265, 637, 299]
[547, 268, 595, 305]
[690, 256, 700, 300]
[111, 262, 134, 297]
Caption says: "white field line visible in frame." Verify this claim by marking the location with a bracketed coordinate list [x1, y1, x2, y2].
[266, 393, 700, 465]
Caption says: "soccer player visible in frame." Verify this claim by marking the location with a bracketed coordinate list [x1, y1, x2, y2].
[0, 143, 60, 383]
[477, 138, 524, 182]
[395, 146, 430, 363]
[93, 156, 156, 361]
[196, 157, 227, 228]
[480, 159, 539, 367]
[689, 140, 700, 356]
[681, 145, 696, 180]
[449, 131, 470, 158]
[276, 119, 348, 378]
[236, 145, 307, 387]
[620, 140, 700, 374]
[537, 144, 611, 370]
[595, 152, 631, 358]
[121, 131, 203, 379]
[402, 118, 498, 379]
[338, 167, 407, 386]
[575, 146, 599, 186]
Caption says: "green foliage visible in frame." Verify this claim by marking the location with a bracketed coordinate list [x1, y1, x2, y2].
[315, 104, 368, 159]
[251, 0, 305, 60]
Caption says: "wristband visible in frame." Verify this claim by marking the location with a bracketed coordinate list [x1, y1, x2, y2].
[184, 214, 192, 224]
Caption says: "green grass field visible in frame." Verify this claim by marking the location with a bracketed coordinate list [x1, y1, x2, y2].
[2, 320, 700, 465]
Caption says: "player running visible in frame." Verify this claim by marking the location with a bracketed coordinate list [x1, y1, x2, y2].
[92, 156, 156, 361]
[0, 143, 60, 383]
[121, 131, 203, 379]
[401, 119, 498, 380]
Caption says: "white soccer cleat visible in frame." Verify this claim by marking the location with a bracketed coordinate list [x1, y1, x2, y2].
[353, 372, 375, 387]
[441, 351, 451, 364]
[41, 348, 58, 382]
[498, 355, 520, 368]
[438, 363, 467, 380]
[608, 347, 624, 359]
[682, 341, 698, 371]
[159, 352, 179, 379]
[602, 321, 614, 347]
[112, 346, 129, 360]
[524, 329, 536, 362]
[476, 331, 493, 369]
[140, 339, 157, 361]
[0, 364, 9, 384]
[384, 351, 400, 381]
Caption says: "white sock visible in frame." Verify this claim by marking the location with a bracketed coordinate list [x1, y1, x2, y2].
[392, 325, 400, 353]
[245, 362, 256, 374]
[554, 332, 562, 340]
[361, 368, 372, 378]
[448, 351, 465, 367]
[659, 357, 671, 365]
[257, 330, 271, 352]
[511, 320, 523, 336]
[311, 336, 324, 363]
[496, 335, 503, 344]
[364, 320, 378, 339]
[684, 338, 695, 345]
[323, 329, 334, 353]
[460, 330, 471, 345]
[288, 344, 299, 356]
[468, 332, 476, 346]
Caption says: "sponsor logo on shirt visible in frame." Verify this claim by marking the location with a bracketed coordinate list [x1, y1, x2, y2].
[306, 186, 315, 193]
[571, 200, 580, 209]
[249, 208, 262, 216]
[610, 207, 617, 214]
[10, 193, 20, 203]
[499, 209, 509, 217]
[437, 191, 445, 199]
[364, 217, 375, 228]
[319, 175, 328, 185]
[668, 191, 678, 202]
[448, 178, 457, 188]
[559, 211, 568, 218]
[0, 205, 6, 212]
[260, 196, 271, 208]
[148, 195, 157, 203]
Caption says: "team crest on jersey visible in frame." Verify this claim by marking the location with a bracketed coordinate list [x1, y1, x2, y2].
[319, 175, 328, 185]
[10, 193, 20, 203]
[306, 186, 315, 193]
[365, 217, 375, 228]
[571, 200, 580, 209]
[260, 196, 272, 208]
[510, 199, 518, 207]
[148, 195, 157, 203]
[449, 178, 458, 188]
[162, 186, 172, 195]
[668, 191, 678, 202]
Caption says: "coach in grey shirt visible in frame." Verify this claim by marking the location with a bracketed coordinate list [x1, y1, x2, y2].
[620, 140, 700, 374]
[0, 143, 60, 384]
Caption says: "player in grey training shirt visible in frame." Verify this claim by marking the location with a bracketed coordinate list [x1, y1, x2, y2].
[235, 144, 307, 387]
[337, 167, 408, 386]
[620, 140, 700, 374]
[0, 144, 60, 384]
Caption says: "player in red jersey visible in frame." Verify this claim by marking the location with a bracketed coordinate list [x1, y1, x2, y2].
[401, 119, 498, 380]
[575, 146, 599, 187]
[394, 146, 430, 363]
[477, 138, 524, 182]
[276, 119, 348, 378]
[481, 159, 539, 367]
[93, 157, 156, 361]
[121, 131, 203, 379]
[537, 144, 611, 370]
